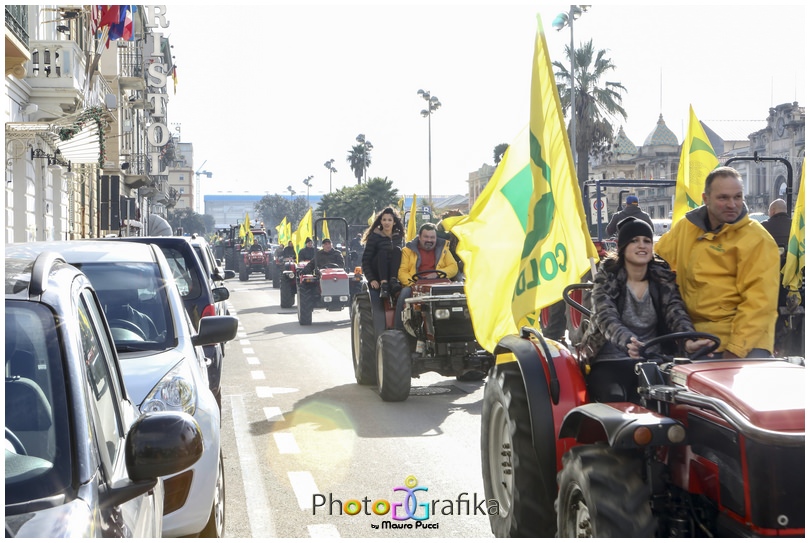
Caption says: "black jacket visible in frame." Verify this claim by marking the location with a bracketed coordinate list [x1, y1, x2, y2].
[606, 205, 654, 237]
[361, 231, 403, 283]
[762, 212, 792, 250]
[298, 246, 315, 261]
[302, 248, 345, 275]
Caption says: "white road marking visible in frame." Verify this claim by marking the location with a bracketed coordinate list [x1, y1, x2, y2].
[229, 395, 276, 537]
[289, 471, 320, 510]
[263, 406, 284, 421]
[251, 370, 266, 380]
[240, 339, 250, 346]
[273, 432, 300, 454]
[256, 386, 298, 397]
[247, 356, 260, 365]
[307, 524, 341, 538]
[243, 347, 255, 354]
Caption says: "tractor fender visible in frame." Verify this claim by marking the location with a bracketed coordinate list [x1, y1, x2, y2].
[494, 334, 557, 465]
[559, 402, 685, 449]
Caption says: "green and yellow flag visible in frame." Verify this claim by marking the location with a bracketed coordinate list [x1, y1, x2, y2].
[673, 105, 718, 223]
[452, 15, 597, 351]
[276, 217, 289, 245]
[367, 210, 376, 226]
[782, 159, 805, 292]
[322, 211, 330, 241]
[407, 193, 418, 241]
[243, 211, 254, 246]
[512, 14, 598, 330]
[397, 195, 405, 215]
[293, 208, 313, 259]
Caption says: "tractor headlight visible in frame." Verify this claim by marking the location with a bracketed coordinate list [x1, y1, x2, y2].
[435, 308, 451, 320]
[323, 296, 333, 302]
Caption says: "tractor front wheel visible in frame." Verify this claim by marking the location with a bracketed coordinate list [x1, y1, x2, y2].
[298, 285, 314, 325]
[481, 363, 556, 537]
[239, 258, 248, 281]
[556, 445, 655, 537]
[280, 276, 295, 308]
[351, 294, 377, 385]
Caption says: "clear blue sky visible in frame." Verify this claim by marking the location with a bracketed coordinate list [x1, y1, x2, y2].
[163, 2, 806, 199]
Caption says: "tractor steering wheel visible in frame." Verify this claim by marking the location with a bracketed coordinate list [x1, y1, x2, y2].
[638, 331, 721, 361]
[322, 263, 342, 269]
[411, 269, 447, 281]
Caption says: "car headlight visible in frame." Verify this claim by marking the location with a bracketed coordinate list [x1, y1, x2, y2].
[140, 362, 197, 415]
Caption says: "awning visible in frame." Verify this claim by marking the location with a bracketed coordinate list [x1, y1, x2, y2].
[5, 106, 107, 167]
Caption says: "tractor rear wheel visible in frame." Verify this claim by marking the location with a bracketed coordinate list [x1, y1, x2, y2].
[556, 445, 654, 537]
[298, 285, 314, 325]
[376, 330, 411, 402]
[351, 294, 376, 385]
[265, 262, 272, 280]
[481, 363, 555, 537]
[280, 277, 295, 308]
[272, 264, 280, 288]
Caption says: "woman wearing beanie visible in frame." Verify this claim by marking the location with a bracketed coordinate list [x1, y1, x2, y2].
[579, 217, 713, 402]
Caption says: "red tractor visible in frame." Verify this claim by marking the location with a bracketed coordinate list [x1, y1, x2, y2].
[295, 218, 363, 325]
[480, 284, 805, 537]
[221, 222, 273, 282]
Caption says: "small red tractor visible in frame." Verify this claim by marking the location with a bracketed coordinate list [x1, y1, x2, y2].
[480, 283, 805, 537]
[295, 218, 363, 325]
[351, 268, 494, 402]
[220, 221, 273, 282]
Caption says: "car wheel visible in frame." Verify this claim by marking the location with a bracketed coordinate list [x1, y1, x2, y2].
[376, 330, 411, 401]
[199, 451, 226, 537]
[556, 445, 654, 537]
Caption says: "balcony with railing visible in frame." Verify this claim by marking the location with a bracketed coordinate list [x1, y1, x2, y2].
[26, 40, 86, 114]
[5, 5, 31, 78]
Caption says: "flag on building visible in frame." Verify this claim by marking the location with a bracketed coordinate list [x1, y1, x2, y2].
[672, 105, 718, 223]
[452, 15, 598, 352]
[782, 159, 805, 293]
[407, 193, 418, 241]
[293, 208, 313, 259]
[172, 66, 178, 95]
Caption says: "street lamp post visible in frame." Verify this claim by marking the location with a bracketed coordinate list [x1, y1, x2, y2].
[302, 175, 313, 203]
[355, 134, 373, 183]
[417, 89, 441, 208]
[323, 159, 337, 193]
[552, 5, 589, 182]
[286, 185, 296, 201]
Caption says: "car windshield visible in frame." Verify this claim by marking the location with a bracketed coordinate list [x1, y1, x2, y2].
[5, 302, 72, 503]
[75, 262, 176, 352]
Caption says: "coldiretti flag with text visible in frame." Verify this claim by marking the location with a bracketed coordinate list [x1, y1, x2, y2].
[782, 160, 805, 291]
[407, 194, 418, 241]
[293, 208, 313, 259]
[276, 217, 290, 245]
[322, 211, 330, 241]
[452, 15, 598, 351]
[511, 14, 598, 330]
[673, 105, 718, 223]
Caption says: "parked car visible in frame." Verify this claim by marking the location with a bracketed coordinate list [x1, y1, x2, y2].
[105, 236, 233, 409]
[4, 250, 203, 537]
[188, 234, 235, 335]
[5, 241, 237, 538]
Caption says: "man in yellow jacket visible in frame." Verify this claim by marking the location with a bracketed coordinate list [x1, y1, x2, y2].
[394, 223, 459, 329]
[656, 166, 779, 358]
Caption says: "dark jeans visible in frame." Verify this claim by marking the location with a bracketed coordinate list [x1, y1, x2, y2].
[375, 249, 402, 285]
[586, 359, 640, 404]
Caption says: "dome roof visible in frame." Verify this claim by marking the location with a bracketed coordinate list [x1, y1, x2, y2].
[643, 114, 679, 147]
[613, 126, 637, 155]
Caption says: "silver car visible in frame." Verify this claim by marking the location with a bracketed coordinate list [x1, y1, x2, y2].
[5, 241, 237, 537]
[4, 250, 203, 537]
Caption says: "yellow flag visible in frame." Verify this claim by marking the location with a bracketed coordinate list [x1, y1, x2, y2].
[782, 159, 805, 291]
[440, 215, 466, 232]
[276, 217, 289, 245]
[407, 193, 418, 241]
[244, 211, 254, 245]
[322, 211, 330, 241]
[397, 195, 405, 215]
[453, 126, 532, 352]
[511, 14, 599, 330]
[672, 105, 718, 223]
[293, 208, 313, 259]
[285, 220, 291, 245]
[368, 210, 376, 226]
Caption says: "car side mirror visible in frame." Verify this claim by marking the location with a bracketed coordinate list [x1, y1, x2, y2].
[193, 315, 238, 346]
[212, 286, 230, 303]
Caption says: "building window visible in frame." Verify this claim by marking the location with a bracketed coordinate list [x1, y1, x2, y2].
[179, 188, 184, 194]
[659, 205, 666, 218]
[179, 175, 184, 180]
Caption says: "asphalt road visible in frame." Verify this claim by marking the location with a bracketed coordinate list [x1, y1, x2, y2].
[217, 276, 495, 538]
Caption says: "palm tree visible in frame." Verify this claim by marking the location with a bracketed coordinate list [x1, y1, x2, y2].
[493, 143, 509, 165]
[347, 144, 371, 185]
[553, 39, 627, 186]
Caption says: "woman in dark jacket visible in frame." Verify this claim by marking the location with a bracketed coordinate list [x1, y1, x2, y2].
[579, 217, 713, 402]
[362, 207, 405, 297]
